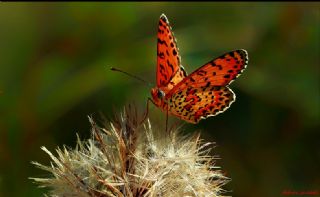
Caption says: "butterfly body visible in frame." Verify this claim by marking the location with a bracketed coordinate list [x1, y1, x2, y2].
[151, 14, 248, 124]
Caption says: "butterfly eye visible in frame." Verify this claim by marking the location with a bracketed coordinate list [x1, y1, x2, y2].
[157, 90, 165, 98]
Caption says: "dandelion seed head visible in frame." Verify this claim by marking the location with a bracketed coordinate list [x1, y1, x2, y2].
[31, 106, 230, 197]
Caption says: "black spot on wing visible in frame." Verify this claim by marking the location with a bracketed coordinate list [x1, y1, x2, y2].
[158, 52, 165, 59]
[159, 20, 164, 27]
[197, 70, 207, 76]
[173, 49, 177, 56]
[160, 64, 165, 71]
[158, 38, 168, 47]
[160, 14, 168, 22]
[166, 60, 174, 72]
[229, 51, 235, 58]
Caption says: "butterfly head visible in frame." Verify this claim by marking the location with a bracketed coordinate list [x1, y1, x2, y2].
[151, 88, 165, 107]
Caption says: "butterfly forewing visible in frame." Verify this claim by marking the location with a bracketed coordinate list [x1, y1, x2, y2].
[157, 14, 186, 91]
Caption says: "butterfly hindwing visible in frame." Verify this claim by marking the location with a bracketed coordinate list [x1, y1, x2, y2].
[157, 14, 185, 90]
[166, 49, 248, 98]
[167, 86, 235, 123]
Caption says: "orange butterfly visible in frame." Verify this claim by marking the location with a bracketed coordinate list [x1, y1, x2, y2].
[150, 14, 248, 124]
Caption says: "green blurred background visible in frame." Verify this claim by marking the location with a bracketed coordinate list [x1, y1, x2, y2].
[0, 2, 319, 197]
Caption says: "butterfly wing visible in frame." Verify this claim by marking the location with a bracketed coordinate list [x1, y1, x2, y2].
[157, 14, 187, 92]
[165, 49, 248, 123]
[167, 86, 235, 123]
[166, 49, 248, 98]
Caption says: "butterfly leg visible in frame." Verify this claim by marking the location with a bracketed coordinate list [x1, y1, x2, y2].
[165, 107, 169, 133]
[140, 97, 156, 124]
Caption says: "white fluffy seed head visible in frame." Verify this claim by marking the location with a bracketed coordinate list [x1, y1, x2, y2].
[30, 107, 230, 197]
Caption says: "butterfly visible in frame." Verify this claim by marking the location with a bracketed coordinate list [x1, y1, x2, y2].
[150, 14, 248, 124]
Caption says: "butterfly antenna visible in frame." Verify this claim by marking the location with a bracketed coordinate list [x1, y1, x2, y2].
[110, 67, 152, 87]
